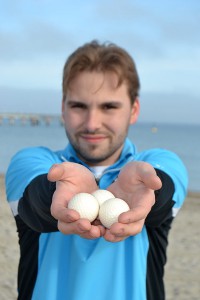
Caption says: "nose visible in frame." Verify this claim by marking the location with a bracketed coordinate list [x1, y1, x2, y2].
[85, 109, 101, 132]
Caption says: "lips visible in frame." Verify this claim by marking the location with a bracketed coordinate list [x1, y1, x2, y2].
[80, 134, 107, 143]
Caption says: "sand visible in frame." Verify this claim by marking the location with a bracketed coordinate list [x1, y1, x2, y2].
[0, 174, 199, 300]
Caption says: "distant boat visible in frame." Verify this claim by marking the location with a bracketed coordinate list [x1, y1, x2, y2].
[151, 126, 158, 133]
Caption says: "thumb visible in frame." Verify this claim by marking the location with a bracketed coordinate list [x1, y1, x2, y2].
[47, 164, 66, 182]
[141, 169, 162, 191]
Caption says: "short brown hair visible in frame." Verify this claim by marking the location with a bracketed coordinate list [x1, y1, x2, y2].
[62, 40, 140, 103]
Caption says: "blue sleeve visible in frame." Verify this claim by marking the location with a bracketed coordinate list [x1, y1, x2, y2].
[6, 146, 61, 202]
[135, 148, 188, 209]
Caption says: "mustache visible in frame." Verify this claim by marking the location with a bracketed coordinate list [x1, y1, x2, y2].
[79, 129, 105, 135]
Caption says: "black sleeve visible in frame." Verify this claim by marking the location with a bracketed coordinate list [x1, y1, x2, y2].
[18, 174, 58, 233]
[145, 169, 175, 227]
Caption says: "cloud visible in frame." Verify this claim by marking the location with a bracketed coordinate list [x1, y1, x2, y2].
[139, 91, 199, 124]
[0, 1, 166, 62]
[154, 7, 200, 48]
[0, 87, 61, 114]
[0, 21, 76, 62]
[81, 0, 200, 60]
[1, 0, 199, 64]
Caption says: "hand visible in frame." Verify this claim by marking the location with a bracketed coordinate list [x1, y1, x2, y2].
[48, 162, 105, 239]
[105, 161, 162, 242]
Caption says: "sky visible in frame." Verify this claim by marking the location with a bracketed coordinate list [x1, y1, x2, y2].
[0, 0, 200, 124]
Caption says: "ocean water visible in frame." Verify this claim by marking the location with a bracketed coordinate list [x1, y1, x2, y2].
[0, 119, 199, 192]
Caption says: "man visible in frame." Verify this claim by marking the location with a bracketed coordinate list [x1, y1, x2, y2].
[6, 40, 188, 300]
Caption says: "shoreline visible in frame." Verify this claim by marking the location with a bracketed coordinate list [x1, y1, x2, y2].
[1, 175, 200, 299]
[187, 190, 200, 198]
[1, 173, 200, 197]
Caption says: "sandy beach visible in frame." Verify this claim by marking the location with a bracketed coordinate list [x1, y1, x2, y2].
[0, 174, 199, 300]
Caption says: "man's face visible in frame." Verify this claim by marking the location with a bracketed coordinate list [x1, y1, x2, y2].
[62, 71, 139, 166]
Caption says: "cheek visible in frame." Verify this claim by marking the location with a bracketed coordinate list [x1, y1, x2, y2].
[106, 117, 125, 133]
[109, 112, 131, 129]
[64, 112, 83, 130]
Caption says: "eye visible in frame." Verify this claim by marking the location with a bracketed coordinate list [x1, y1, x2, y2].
[102, 103, 120, 110]
[68, 102, 87, 109]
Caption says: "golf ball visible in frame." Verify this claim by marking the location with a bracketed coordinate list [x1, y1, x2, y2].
[99, 198, 130, 228]
[92, 189, 115, 206]
[68, 193, 99, 222]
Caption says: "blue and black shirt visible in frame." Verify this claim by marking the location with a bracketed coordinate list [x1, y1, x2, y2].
[6, 138, 188, 300]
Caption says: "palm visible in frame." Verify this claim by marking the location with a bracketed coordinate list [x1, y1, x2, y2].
[48, 162, 98, 207]
[108, 161, 162, 209]
[47, 162, 102, 239]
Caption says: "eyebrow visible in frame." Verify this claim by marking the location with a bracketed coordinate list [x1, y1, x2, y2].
[66, 100, 85, 105]
[67, 100, 122, 105]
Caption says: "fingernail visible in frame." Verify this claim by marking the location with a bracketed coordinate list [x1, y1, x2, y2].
[49, 164, 58, 171]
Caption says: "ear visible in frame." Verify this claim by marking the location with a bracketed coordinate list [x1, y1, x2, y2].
[61, 98, 65, 121]
[130, 98, 140, 124]
[62, 98, 64, 112]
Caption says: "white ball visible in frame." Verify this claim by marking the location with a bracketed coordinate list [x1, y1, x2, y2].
[99, 198, 129, 229]
[92, 189, 115, 206]
[68, 193, 99, 222]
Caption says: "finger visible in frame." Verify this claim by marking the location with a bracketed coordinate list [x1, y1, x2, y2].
[135, 162, 162, 190]
[141, 170, 162, 191]
[103, 230, 126, 243]
[96, 224, 106, 236]
[118, 206, 149, 224]
[57, 218, 92, 235]
[65, 209, 80, 222]
[92, 220, 106, 235]
[110, 219, 145, 237]
[50, 191, 76, 220]
[52, 208, 80, 223]
[58, 220, 103, 240]
[47, 163, 66, 182]
[80, 225, 104, 239]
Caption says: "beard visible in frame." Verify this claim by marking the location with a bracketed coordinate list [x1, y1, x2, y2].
[65, 129, 126, 165]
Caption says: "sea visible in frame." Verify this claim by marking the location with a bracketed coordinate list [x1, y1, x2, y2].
[0, 118, 199, 192]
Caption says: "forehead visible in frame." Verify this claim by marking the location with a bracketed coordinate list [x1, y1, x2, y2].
[70, 71, 122, 92]
[65, 71, 131, 107]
